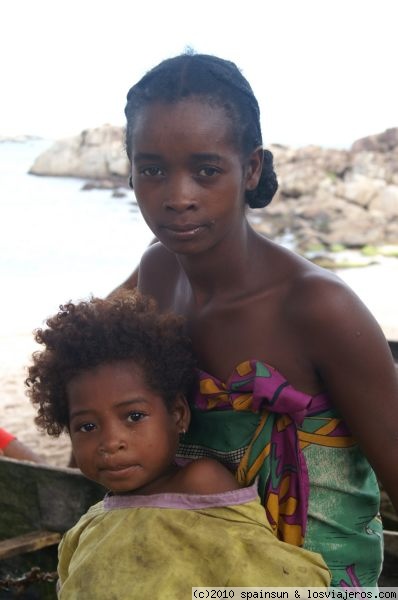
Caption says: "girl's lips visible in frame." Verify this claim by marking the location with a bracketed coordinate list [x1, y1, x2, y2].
[99, 464, 140, 477]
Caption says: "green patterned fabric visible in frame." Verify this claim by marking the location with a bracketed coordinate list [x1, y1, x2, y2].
[177, 360, 383, 587]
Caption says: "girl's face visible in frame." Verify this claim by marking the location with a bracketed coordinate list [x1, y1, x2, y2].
[129, 98, 262, 256]
[67, 360, 189, 494]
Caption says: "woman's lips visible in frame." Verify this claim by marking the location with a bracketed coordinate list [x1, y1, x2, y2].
[161, 223, 205, 239]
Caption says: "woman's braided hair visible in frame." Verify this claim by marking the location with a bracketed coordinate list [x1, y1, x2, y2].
[125, 53, 278, 208]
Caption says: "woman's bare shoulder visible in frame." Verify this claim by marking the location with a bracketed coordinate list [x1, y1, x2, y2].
[280, 258, 376, 344]
[140, 241, 179, 271]
[266, 248, 391, 362]
[138, 243, 181, 304]
[285, 260, 371, 327]
[113, 243, 180, 303]
[266, 244, 356, 315]
[282, 256, 396, 402]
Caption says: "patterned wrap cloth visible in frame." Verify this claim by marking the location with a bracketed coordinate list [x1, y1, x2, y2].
[176, 360, 383, 588]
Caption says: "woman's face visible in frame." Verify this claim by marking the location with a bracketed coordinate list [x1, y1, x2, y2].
[128, 98, 261, 256]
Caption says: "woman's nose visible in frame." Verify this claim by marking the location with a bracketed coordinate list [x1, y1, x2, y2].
[163, 176, 198, 212]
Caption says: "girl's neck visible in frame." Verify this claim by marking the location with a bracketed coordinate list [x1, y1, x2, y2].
[112, 464, 181, 497]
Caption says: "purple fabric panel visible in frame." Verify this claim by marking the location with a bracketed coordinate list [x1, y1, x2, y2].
[104, 481, 258, 511]
[195, 360, 333, 422]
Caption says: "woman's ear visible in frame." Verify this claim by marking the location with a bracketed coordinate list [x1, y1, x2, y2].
[128, 175, 134, 190]
[171, 393, 191, 433]
[245, 146, 263, 191]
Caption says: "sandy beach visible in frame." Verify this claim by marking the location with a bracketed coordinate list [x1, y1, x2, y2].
[0, 332, 72, 466]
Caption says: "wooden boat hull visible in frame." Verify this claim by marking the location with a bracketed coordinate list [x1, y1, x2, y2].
[0, 456, 104, 599]
[388, 339, 398, 361]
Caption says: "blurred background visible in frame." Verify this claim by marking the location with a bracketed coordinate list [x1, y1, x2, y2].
[0, 0, 397, 462]
[2, 0, 398, 147]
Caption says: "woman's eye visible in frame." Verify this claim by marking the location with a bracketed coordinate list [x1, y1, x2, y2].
[141, 166, 164, 177]
[79, 422, 96, 433]
[127, 412, 145, 423]
[198, 166, 219, 177]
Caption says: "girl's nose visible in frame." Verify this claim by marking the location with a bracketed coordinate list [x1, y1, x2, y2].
[98, 427, 127, 455]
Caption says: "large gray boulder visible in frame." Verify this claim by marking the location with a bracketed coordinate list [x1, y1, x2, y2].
[29, 125, 129, 179]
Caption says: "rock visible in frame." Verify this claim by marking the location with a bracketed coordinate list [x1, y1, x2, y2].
[385, 222, 398, 244]
[321, 212, 385, 247]
[112, 189, 128, 199]
[275, 146, 349, 199]
[350, 149, 398, 184]
[351, 127, 398, 152]
[335, 174, 385, 208]
[369, 185, 398, 217]
[29, 125, 129, 180]
[263, 128, 398, 249]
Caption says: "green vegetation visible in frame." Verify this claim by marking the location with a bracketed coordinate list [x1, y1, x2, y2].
[361, 245, 379, 257]
[330, 243, 346, 253]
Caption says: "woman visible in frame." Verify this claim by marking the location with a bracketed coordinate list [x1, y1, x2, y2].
[117, 52, 398, 586]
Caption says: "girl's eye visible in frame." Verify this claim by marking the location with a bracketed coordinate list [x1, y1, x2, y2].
[127, 412, 145, 423]
[79, 422, 96, 433]
[140, 166, 164, 177]
[198, 166, 219, 177]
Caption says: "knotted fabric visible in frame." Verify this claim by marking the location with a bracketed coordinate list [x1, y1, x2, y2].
[187, 360, 354, 546]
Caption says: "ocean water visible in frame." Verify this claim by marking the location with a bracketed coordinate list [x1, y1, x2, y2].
[0, 138, 153, 336]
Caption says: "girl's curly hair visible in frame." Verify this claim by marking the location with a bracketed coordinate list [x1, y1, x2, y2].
[26, 291, 197, 437]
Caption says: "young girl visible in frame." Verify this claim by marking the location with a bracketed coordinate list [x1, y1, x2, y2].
[26, 293, 330, 598]
[116, 52, 398, 587]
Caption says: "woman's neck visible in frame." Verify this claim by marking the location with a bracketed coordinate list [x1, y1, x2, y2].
[176, 221, 262, 306]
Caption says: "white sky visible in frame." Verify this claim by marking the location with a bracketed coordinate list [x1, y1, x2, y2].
[1, 0, 397, 148]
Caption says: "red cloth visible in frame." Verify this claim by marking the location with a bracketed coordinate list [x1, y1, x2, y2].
[0, 427, 16, 449]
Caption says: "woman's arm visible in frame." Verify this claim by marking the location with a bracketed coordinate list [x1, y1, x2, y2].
[107, 267, 139, 298]
[294, 274, 398, 512]
[108, 237, 159, 298]
[176, 458, 241, 494]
